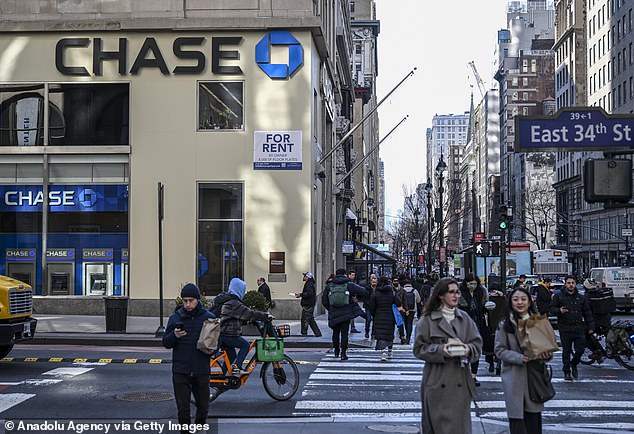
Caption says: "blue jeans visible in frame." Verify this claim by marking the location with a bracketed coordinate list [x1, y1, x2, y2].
[220, 335, 250, 368]
[560, 330, 586, 374]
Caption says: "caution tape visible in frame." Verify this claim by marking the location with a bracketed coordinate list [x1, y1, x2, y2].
[2, 357, 319, 365]
[0, 357, 170, 364]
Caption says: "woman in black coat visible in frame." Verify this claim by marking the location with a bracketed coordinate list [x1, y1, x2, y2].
[458, 273, 489, 385]
[369, 276, 402, 361]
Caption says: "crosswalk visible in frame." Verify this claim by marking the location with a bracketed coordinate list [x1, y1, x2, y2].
[294, 347, 634, 431]
[0, 365, 98, 413]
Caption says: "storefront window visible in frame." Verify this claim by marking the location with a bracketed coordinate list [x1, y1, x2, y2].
[197, 183, 243, 296]
[0, 183, 129, 296]
[197, 82, 244, 131]
[0, 83, 129, 146]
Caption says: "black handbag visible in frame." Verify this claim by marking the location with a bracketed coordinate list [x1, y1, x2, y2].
[526, 360, 556, 403]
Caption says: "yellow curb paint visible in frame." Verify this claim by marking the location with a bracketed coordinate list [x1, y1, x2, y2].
[98, 359, 113, 363]
[24, 358, 38, 362]
[48, 358, 63, 362]
[148, 359, 163, 364]
[1, 358, 14, 362]
[73, 358, 88, 363]
[123, 359, 137, 364]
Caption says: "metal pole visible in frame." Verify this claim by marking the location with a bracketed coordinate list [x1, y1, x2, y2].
[471, 187, 477, 275]
[335, 116, 408, 187]
[155, 182, 165, 337]
[42, 83, 50, 296]
[319, 68, 417, 166]
[426, 182, 433, 275]
[500, 227, 507, 291]
[438, 173, 444, 278]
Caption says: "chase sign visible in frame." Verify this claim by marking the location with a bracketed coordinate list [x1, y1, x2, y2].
[255, 31, 303, 79]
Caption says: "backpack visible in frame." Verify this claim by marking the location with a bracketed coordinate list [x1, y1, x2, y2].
[328, 282, 349, 307]
[405, 290, 416, 310]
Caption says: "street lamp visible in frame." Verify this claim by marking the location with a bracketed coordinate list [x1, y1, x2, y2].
[435, 153, 447, 277]
[425, 179, 433, 274]
[539, 220, 546, 249]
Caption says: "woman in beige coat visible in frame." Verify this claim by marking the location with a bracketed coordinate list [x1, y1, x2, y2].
[494, 286, 553, 434]
[413, 277, 483, 434]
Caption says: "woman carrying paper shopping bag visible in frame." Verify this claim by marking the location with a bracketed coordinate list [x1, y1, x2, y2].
[495, 286, 554, 434]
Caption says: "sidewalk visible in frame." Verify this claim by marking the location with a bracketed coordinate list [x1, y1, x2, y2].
[28, 313, 368, 348]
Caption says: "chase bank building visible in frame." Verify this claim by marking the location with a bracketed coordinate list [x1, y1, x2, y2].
[0, 2, 351, 315]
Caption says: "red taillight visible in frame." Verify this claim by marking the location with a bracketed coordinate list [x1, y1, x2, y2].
[602, 281, 606, 288]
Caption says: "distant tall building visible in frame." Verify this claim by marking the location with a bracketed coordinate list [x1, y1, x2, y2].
[427, 113, 469, 257]
[494, 0, 556, 246]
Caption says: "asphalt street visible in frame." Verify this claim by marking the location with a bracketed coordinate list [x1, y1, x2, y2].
[1, 343, 634, 434]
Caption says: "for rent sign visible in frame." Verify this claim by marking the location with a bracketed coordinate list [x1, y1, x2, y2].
[253, 131, 302, 170]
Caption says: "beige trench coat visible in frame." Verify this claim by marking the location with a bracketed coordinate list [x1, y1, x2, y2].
[413, 309, 483, 434]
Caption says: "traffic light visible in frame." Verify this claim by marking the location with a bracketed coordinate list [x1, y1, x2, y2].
[491, 241, 500, 256]
[499, 205, 508, 230]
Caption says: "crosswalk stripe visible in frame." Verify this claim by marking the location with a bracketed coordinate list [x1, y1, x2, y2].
[0, 393, 35, 413]
[296, 400, 634, 410]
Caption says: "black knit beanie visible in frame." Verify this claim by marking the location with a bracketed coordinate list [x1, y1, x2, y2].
[180, 283, 201, 299]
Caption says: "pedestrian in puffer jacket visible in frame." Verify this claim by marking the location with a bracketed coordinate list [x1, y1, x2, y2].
[162, 283, 214, 432]
[217, 278, 270, 374]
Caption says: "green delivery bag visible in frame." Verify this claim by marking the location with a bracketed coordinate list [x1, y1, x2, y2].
[256, 337, 284, 362]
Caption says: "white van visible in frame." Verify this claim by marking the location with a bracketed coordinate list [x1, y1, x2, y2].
[589, 267, 634, 311]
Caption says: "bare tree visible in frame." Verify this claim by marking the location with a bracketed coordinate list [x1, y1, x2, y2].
[517, 181, 556, 249]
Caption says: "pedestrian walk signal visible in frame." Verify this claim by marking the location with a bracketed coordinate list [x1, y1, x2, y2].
[475, 241, 489, 257]
[491, 241, 500, 256]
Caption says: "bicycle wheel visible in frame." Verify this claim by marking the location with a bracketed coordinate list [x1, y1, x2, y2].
[261, 354, 300, 401]
[614, 338, 634, 371]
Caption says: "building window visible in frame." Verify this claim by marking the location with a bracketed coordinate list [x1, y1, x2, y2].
[0, 83, 129, 146]
[198, 81, 244, 131]
[197, 182, 243, 296]
[531, 59, 537, 72]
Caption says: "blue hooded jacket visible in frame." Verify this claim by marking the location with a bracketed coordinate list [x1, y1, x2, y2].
[219, 277, 268, 336]
[228, 277, 247, 300]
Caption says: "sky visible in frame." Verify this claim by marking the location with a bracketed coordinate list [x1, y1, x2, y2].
[375, 0, 510, 220]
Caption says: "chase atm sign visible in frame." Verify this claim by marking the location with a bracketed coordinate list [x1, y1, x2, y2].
[515, 107, 634, 152]
[0, 185, 128, 212]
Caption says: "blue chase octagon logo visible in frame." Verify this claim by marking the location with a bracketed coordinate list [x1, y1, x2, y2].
[255, 30, 303, 79]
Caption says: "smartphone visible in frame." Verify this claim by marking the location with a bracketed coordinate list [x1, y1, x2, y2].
[175, 322, 184, 331]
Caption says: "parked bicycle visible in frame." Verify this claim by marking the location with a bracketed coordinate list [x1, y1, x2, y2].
[580, 320, 634, 370]
[207, 319, 299, 402]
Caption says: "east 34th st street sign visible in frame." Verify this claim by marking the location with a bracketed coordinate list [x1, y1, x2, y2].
[515, 107, 634, 152]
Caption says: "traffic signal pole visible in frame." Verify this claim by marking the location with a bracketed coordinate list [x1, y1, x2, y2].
[500, 228, 506, 291]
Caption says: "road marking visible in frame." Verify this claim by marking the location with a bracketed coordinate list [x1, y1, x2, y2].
[42, 367, 93, 377]
[296, 400, 634, 411]
[0, 393, 35, 413]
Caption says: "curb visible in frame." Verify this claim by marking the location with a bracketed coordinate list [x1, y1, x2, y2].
[26, 334, 372, 349]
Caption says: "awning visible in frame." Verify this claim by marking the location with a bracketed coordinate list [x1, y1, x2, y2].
[346, 208, 357, 221]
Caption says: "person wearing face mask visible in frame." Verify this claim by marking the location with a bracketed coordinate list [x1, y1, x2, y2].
[413, 278, 483, 434]
[495, 286, 553, 434]
[550, 275, 594, 381]
[458, 273, 489, 386]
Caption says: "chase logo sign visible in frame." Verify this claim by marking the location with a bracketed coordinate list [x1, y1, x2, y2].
[255, 30, 303, 79]
[0, 185, 128, 212]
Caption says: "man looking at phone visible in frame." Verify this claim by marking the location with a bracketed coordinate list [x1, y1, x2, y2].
[550, 275, 594, 381]
[163, 283, 214, 433]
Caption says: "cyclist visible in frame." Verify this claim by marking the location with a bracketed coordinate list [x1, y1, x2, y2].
[216, 277, 271, 375]
[583, 278, 612, 361]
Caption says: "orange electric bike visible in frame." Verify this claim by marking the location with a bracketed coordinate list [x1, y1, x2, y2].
[207, 319, 299, 402]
